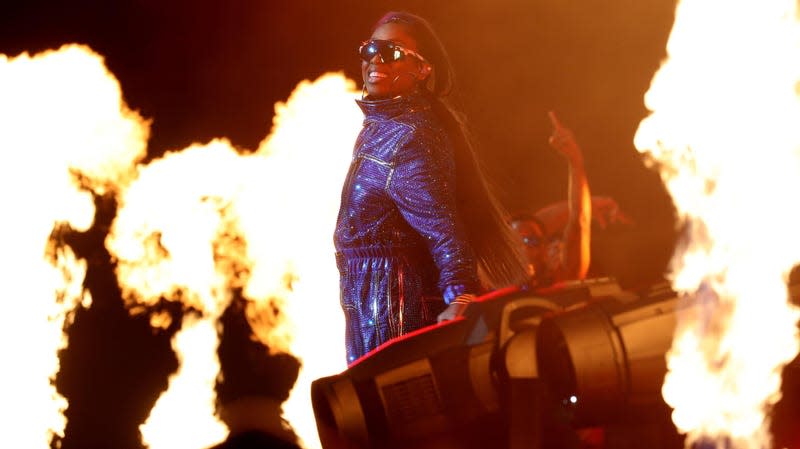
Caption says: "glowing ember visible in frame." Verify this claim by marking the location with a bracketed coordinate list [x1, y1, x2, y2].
[634, 1, 800, 448]
[0, 44, 148, 448]
[106, 73, 359, 449]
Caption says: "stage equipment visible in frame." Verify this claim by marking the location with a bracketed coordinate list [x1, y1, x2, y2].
[311, 278, 689, 449]
[536, 280, 680, 425]
[311, 279, 629, 449]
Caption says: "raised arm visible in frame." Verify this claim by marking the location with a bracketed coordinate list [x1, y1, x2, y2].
[547, 111, 591, 280]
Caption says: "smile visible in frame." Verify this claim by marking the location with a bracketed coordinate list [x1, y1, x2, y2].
[367, 71, 388, 82]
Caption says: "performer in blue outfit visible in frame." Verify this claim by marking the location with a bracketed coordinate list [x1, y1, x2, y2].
[334, 11, 528, 364]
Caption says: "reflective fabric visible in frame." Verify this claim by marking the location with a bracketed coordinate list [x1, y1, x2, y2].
[334, 92, 481, 364]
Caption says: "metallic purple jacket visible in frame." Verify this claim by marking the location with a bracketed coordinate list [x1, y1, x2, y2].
[334, 93, 481, 364]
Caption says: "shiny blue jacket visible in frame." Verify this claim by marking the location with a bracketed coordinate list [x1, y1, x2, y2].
[334, 93, 481, 364]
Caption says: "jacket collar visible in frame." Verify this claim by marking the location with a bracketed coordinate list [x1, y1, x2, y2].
[356, 91, 430, 121]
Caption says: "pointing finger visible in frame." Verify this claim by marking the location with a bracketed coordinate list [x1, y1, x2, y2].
[548, 110, 564, 130]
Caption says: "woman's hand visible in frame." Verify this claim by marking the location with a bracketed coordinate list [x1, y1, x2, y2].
[436, 294, 475, 323]
[547, 110, 583, 163]
[436, 302, 469, 322]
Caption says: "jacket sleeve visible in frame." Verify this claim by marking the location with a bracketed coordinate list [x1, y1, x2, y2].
[387, 125, 481, 304]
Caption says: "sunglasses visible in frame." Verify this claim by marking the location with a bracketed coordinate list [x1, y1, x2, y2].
[358, 39, 428, 64]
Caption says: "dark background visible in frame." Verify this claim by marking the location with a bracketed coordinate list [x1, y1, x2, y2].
[4, 1, 796, 448]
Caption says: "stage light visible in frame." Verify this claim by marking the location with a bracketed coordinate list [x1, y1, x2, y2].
[536, 281, 682, 426]
[310, 278, 642, 449]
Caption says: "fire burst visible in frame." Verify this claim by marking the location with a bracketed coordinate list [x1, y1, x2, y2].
[634, 1, 800, 448]
[4, 42, 360, 448]
[105, 74, 359, 448]
[0, 45, 148, 448]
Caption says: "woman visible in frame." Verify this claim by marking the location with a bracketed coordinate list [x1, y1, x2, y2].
[334, 11, 528, 364]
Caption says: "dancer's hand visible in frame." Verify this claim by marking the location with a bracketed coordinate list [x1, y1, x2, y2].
[592, 196, 634, 229]
[548, 110, 582, 163]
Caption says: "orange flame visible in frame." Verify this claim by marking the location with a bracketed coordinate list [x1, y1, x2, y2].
[107, 139, 253, 448]
[634, 1, 800, 447]
[139, 316, 229, 448]
[106, 74, 360, 448]
[253, 75, 360, 448]
[0, 44, 147, 448]
[7, 40, 362, 448]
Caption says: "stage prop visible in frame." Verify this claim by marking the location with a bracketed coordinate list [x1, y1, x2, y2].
[310, 278, 708, 449]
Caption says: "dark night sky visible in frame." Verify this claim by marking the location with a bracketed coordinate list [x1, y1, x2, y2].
[0, 1, 736, 448]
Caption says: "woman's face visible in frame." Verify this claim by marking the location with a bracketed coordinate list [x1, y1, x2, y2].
[361, 22, 428, 100]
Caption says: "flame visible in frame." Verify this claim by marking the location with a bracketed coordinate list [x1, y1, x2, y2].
[253, 75, 360, 449]
[106, 73, 359, 449]
[108, 140, 250, 448]
[634, 1, 800, 447]
[139, 316, 228, 448]
[0, 44, 147, 448]
[5, 39, 359, 448]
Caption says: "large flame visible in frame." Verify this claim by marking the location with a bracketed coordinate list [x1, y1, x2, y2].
[107, 139, 250, 448]
[252, 74, 360, 448]
[0, 45, 148, 448]
[4, 40, 360, 448]
[106, 74, 359, 448]
[634, 1, 800, 447]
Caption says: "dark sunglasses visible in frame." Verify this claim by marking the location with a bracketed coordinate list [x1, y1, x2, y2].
[358, 39, 428, 64]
